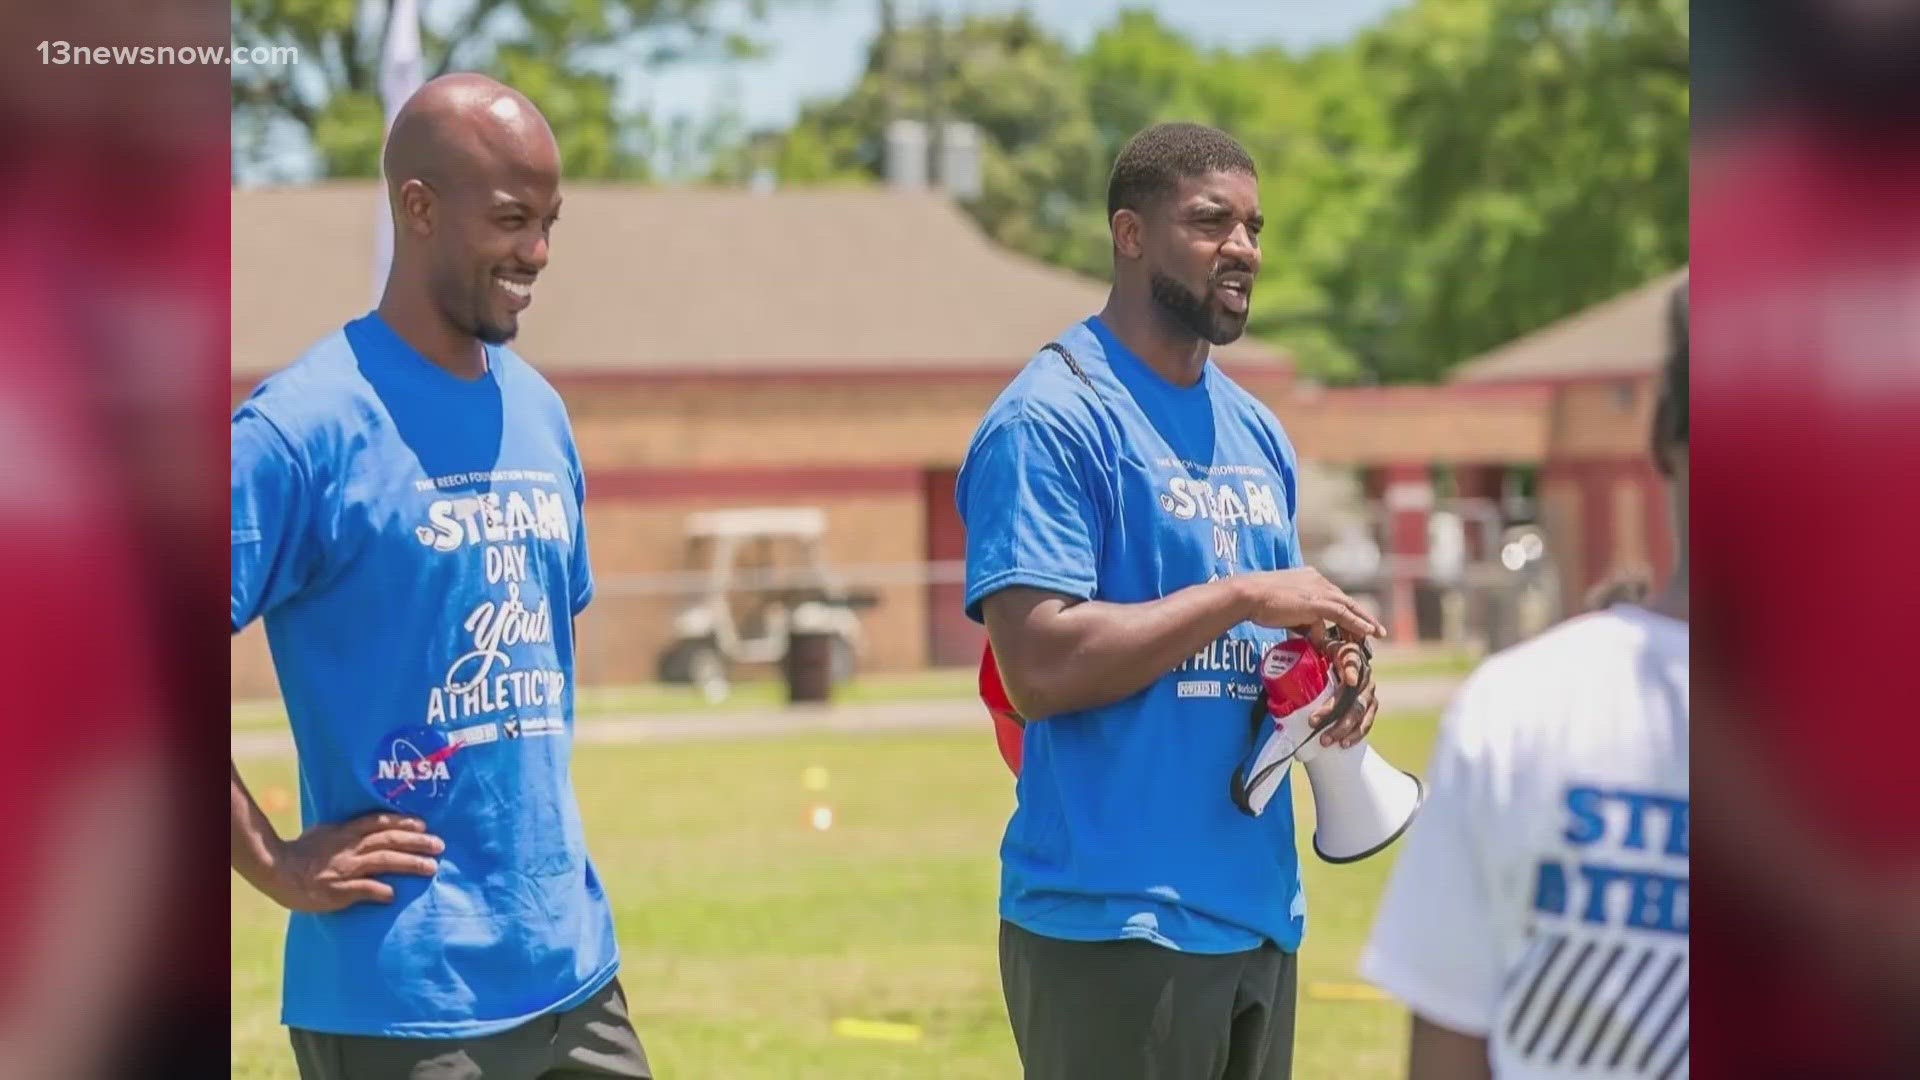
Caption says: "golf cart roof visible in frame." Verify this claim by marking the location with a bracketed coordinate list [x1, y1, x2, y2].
[685, 508, 828, 539]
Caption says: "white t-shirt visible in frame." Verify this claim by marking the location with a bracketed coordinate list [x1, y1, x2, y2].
[1362, 606, 1689, 1079]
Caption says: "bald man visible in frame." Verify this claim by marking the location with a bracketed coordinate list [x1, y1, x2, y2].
[230, 75, 650, 1079]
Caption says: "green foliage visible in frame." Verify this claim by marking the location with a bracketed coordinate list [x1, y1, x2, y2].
[1357, 0, 1691, 379]
[240, 0, 1688, 381]
[231, 0, 783, 180]
[309, 89, 387, 178]
[745, 0, 1688, 384]
[727, 14, 1110, 274]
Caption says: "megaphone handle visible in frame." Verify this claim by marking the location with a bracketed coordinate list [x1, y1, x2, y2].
[1249, 631, 1373, 734]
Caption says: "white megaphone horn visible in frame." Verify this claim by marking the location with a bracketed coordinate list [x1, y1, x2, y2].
[1231, 636, 1426, 863]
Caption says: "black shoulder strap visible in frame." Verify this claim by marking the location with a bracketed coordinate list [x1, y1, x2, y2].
[1040, 341, 1096, 392]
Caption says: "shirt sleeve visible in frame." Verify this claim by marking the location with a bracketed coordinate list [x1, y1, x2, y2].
[230, 404, 318, 633]
[958, 411, 1104, 624]
[567, 439, 595, 617]
[1360, 681, 1506, 1036]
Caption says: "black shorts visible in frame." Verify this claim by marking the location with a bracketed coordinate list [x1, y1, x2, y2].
[999, 920, 1297, 1080]
[289, 976, 650, 1080]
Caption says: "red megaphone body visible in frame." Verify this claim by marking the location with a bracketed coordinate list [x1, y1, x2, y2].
[979, 641, 1026, 775]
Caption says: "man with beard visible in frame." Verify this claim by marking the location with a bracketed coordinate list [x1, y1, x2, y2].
[229, 74, 649, 1078]
[956, 122, 1386, 1080]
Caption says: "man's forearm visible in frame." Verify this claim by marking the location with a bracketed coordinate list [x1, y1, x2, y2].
[985, 577, 1254, 719]
[1407, 1015, 1493, 1080]
[230, 759, 286, 898]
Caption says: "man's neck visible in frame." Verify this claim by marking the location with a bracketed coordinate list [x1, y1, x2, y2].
[376, 288, 489, 381]
[1099, 290, 1210, 388]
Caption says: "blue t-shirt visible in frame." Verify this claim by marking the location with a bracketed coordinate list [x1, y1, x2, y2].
[230, 313, 618, 1037]
[957, 316, 1309, 955]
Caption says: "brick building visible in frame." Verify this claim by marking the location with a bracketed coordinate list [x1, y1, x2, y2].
[1446, 269, 1688, 613]
[230, 182, 1679, 697]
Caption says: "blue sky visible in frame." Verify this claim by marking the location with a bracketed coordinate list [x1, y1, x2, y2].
[242, 0, 1409, 182]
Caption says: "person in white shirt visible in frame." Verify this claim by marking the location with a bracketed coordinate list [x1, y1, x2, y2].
[1362, 279, 1689, 1080]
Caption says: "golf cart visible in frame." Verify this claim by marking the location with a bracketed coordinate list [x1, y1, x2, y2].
[654, 508, 877, 700]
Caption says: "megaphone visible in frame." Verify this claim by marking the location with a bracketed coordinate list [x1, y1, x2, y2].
[1231, 637, 1425, 864]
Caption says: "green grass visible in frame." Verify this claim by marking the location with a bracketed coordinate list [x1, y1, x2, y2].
[1367, 649, 1481, 682]
[232, 714, 1439, 1079]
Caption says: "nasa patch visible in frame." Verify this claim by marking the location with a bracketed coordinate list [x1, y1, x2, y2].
[369, 724, 463, 813]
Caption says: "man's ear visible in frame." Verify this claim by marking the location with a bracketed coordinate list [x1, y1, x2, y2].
[398, 178, 436, 239]
[1112, 208, 1145, 261]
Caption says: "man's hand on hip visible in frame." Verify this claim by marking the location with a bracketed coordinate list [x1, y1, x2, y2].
[265, 812, 444, 913]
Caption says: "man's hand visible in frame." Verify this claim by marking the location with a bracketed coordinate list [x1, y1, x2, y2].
[1238, 568, 1386, 644]
[1308, 629, 1379, 750]
[264, 812, 444, 913]
[1238, 569, 1383, 749]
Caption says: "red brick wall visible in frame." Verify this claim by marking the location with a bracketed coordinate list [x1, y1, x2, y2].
[1539, 458, 1674, 615]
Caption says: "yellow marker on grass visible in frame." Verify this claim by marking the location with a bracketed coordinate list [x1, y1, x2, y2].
[832, 1018, 923, 1043]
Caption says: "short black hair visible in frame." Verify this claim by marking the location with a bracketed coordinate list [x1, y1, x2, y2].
[1653, 277, 1689, 465]
[1107, 122, 1258, 221]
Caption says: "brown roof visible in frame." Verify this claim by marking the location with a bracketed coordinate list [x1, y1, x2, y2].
[1448, 267, 1688, 384]
[231, 182, 1289, 378]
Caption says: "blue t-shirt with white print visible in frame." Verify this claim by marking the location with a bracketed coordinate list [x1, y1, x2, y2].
[958, 315, 1309, 955]
[230, 312, 618, 1037]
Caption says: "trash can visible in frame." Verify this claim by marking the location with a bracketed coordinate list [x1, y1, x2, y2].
[784, 602, 837, 705]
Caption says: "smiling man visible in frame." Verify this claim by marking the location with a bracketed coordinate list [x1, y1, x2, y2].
[957, 122, 1385, 1080]
[228, 74, 650, 1079]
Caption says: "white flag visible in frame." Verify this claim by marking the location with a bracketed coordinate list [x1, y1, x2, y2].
[373, 0, 425, 304]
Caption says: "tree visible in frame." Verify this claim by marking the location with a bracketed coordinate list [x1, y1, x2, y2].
[231, 0, 778, 180]
[1356, 0, 1691, 378]
[725, 0, 1689, 385]
[729, 13, 1110, 276]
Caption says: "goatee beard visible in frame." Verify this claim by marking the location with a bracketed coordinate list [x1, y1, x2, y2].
[1149, 271, 1244, 346]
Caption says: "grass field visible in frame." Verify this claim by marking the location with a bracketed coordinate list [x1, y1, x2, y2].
[232, 713, 1440, 1079]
